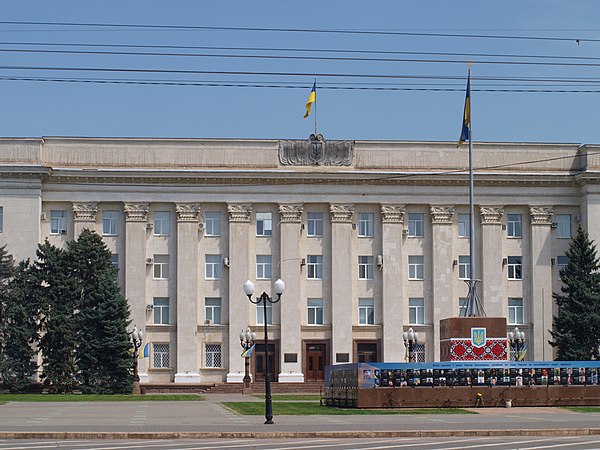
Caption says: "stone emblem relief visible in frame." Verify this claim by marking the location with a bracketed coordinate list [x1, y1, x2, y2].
[72, 203, 98, 222]
[278, 134, 354, 166]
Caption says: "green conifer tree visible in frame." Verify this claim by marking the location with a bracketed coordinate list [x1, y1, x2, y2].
[550, 226, 600, 360]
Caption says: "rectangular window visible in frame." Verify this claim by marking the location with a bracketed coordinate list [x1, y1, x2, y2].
[153, 343, 170, 368]
[204, 211, 221, 237]
[153, 297, 169, 325]
[256, 302, 273, 325]
[307, 255, 323, 279]
[459, 297, 468, 317]
[555, 214, 571, 238]
[507, 256, 523, 280]
[557, 255, 568, 275]
[458, 255, 471, 280]
[50, 210, 67, 235]
[102, 211, 118, 236]
[307, 212, 323, 237]
[205, 254, 222, 280]
[307, 298, 324, 325]
[358, 213, 374, 237]
[153, 255, 170, 280]
[457, 213, 470, 238]
[407, 213, 424, 237]
[508, 297, 524, 325]
[256, 212, 273, 236]
[408, 255, 424, 280]
[358, 255, 374, 280]
[0, 206, 4, 233]
[110, 253, 119, 269]
[409, 297, 425, 325]
[205, 343, 222, 368]
[507, 214, 523, 238]
[256, 255, 272, 280]
[153, 211, 170, 236]
[205, 298, 222, 324]
[358, 298, 374, 325]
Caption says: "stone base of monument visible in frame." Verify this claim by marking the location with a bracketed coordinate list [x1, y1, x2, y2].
[440, 317, 508, 361]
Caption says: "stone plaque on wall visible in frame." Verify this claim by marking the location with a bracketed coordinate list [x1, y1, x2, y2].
[278, 134, 354, 166]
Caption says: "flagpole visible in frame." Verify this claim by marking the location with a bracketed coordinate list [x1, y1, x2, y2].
[313, 78, 317, 136]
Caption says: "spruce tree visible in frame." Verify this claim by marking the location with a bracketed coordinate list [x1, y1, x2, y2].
[69, 229, 132, 394]
[550, 226, 600, 360]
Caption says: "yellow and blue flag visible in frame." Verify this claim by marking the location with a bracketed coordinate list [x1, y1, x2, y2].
[140, 342, 149, 359]
[304, 81, 316, 118]
[457, 70, 471, 147]
[241, 344, 255, 358]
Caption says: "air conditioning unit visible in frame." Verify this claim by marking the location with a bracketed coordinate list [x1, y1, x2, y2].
[198, 222, 205, 231]
[146, 257, 154, 264]
[223, 257, 230, 267]
[146, 223, 154, 229]
[300, 258, 306, 266]
[204, 319, 212, 325]
[40, 212, 47, 221]
[146, 304, 154, 311]
[402, 229, 409, 236]
[576, 214, 582, 222]
[59, 229, 67, 235]
[376, 254, 383, 267]
[550, 222, 558, 229]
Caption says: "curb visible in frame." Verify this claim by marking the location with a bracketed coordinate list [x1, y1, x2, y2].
[0, 429, 599, 440]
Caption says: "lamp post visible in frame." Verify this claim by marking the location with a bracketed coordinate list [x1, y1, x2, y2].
[240, 327, 257, 394]
[508, 327, 526, 361]
[403, 327, 419, 363]
[243, 278, 285, 425]
[130, 325, 144, 395]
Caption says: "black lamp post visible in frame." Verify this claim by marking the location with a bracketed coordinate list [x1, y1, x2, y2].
[130, 325, 144, 395]
[243, 278, 285, 425]
[508, 327, 526, 361]
[403, 327, 419, 363]
[240, 327, 257, 394]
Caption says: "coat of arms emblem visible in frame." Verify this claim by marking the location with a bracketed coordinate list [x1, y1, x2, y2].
[471, 327, 486, 348]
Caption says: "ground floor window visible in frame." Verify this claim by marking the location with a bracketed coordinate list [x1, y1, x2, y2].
[205, 343, 222, 368]
[153, 343, 170, 368]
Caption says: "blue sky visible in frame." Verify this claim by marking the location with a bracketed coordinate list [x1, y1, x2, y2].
[1, 1, 600, 143]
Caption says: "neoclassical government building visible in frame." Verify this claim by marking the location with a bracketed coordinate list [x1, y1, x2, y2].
[1, 136, 598, 384]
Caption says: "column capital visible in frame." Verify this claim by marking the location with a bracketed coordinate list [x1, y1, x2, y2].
[430, 205, 455, 224]
[72, 202, 98, 222]
[227, 203, 252, 222]
[175, 203, 201, 222]
[330, 204, 354, 223]
[124, 203, 149, 222]
[380, 204, 406, 223]
[479, 206, 504, 225]
[279, 203, 303, 223]
[530, 206, 554, 225]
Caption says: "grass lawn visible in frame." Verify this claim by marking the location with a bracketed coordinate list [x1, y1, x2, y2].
[563, 406, 600, 413]
[252, 394, 321, 401]
[223, 401, 475, 415]
[0, 393, 203, 403]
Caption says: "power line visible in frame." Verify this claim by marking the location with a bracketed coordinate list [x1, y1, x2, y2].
[0, 20, 595, 44]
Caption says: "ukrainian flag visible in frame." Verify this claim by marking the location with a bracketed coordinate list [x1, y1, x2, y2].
[241, 344, 255, 358]
[457, 70, 471, 147]
[140, 342, 149, 359]
[304, 81, 316, 118]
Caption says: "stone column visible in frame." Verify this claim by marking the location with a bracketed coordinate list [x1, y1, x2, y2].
[226, 203, 252, 382]
[380, 204, 405, 362]
[529, 206, 554, 361]
[330, 204, 354, 364]
[479, 206, 504, 317]
[278, 204, 304, 382]
[430, 205, 455, 362]
[174, 203, 201, 383]
[123, 202, 149, 381]
[72, 203, 98, 236]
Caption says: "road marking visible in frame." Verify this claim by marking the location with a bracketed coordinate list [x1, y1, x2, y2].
[525, 438, 600, 449]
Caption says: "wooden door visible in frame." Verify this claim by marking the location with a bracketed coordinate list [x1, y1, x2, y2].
[305, 343, 326, 381]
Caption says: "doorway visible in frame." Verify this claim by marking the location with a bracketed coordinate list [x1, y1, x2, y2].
[253, 341, 278, 382]
[305, 342, 328, 381]
[355, 341, 380, 363]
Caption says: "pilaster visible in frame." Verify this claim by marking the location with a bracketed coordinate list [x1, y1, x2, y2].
[330, 204, 354, 363]
[226, 203, 252, 382]
[529, 206, 554, 360]
[479, 206, 504, 316]
[381, 204, 405, 362]
[72, 202, 98, 236]
[174, 203, 201, 383]
[278, 203, 304, 382]
[430, 205, 455, 362]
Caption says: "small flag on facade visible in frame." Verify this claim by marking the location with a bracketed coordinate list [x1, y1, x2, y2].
[241, 344, 255, 358]
[304, 81, 316, 118]
[141, 342, 149, 359]
[457, 70, 471, 147]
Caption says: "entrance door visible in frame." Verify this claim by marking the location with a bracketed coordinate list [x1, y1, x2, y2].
[305, 343, 327, 381]
[356, 342, 379, 363]
[254, 342, 278, 382]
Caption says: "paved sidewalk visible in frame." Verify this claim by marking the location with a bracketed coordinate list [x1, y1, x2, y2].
[0, 394, 598, 439]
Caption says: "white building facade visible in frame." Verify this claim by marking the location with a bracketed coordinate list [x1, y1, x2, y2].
[1, 136, 599, 384]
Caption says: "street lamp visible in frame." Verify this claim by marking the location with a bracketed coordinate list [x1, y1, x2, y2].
[240, 327, 257, 394]
[243, 278, 285, 425]
[403, 327, 419, 363]
[130, 325, 144, 395]
[508, 327, 526, 361]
